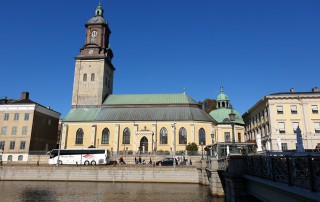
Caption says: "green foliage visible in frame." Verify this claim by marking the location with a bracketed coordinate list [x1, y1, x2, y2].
[88, 145, 95, 148]
[186, 142, 198, 152]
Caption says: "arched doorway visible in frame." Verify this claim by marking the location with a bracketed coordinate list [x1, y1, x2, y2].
[140, 136, 148, 154]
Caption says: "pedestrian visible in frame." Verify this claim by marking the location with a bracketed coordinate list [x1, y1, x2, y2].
[135, 156, 137, 164]
[148, 158, 152, 164]
[139, 156, 142, 164]
[190, 159, 192, 165]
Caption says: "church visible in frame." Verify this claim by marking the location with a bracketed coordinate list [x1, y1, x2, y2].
[61, 4, 245, 156]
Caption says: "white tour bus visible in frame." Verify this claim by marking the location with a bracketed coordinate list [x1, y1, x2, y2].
[48, 148, 110, 165]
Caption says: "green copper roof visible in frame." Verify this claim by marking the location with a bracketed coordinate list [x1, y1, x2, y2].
[95, 3, 104, 16]
[64, 107, 216, 122]
[209, 108, 244, 125]
[217, 86, 229, 101]
[103, 94, 198, 105]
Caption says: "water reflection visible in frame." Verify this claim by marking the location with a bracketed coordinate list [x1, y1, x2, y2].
[0, 181, 224, 202]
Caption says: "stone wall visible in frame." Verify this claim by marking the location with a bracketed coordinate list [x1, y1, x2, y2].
[0, 165, 199, 183]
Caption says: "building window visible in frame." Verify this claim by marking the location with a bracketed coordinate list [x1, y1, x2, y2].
[290, 105, 297, 114]
[123, 128, 130, 144]
[91, 73, 95, 81]
[292, 122, 299, 133]
[20, 141, 26, 150]
[238, 133, 241, 142]
[11, 126, 17, 135]
[199, 128, 206, 145]
[278, 122, 285, 133]
[281, 143, 288, 151]
[4, 113, 9, 121]
[22, 126, 28, 135]
[179, 127, 187, 145]
[18, 155, 23, 161]
[160, 128, 168, 144]
[7, 155, 12, 161]
[83, 73, 87, 82]
[277, 106, 283, 114]
[14, 113, 19, 120]
[75, 128, 84, 145]
[0, 141, 5, 150]
[224, 132, 230, 142]
[311, 105, 318, 114]
[314, 122, 320, 134]
[9, 141, 15, 150]
[101, 128, 110, 144]
[48, 119, 51, 125]
[1, 127, 7, 135]
[24, 113, 29, 121]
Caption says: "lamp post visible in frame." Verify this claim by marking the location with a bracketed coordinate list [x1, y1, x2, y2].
[171, 122, 176, 167]
[0, 148, 3, 166]
[210, 132, 215, 157]
[200, 142, 204, 160]
[229, 107, 238, 153]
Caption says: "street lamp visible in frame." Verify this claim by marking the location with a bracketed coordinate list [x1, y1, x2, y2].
[229, 107, 238, 153]
[0, 148, 3, 166]
[200, 142, 204, 160]
[171, 122, 176, 167]
[210, 132, 215, 156]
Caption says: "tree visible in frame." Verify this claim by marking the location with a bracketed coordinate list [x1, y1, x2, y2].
[88, 145, 95, 148]
[198, 98, 217, 114]
[186, 142, 198, 152]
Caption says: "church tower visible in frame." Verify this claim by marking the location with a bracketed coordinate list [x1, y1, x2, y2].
[72, 3, 115, 107]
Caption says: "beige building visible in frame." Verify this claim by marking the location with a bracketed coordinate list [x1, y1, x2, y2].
[0, 92, 60, 162]
[242, 87, 320, 151]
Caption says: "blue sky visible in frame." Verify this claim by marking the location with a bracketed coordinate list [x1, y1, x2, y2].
[0, 1, 319, 118]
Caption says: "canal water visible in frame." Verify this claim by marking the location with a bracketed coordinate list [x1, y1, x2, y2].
[0, 181, 224, 202]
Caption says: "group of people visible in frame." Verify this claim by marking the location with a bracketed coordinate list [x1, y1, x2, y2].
[134, 156, 152, 164]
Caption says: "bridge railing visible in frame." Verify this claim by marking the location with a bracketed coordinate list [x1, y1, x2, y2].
[246, 155, 320, 192]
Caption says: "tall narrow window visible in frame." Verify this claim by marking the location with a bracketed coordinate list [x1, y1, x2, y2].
[4, 113, 9, 121]
[83, 74, 87, 82]
[179, 127, 187, 144]
[224, 132, 230, 142]
[22, 126, 28, 135]
[199, 128, 206, 145]
[290, 105, 297, 114]
[9, 141, 15, 150]
[292, 122, 299, 133]
[278, 122, 285, 133]
[238, 133, 241, 142]
[91, 73, 95, 81]
[11, 126, 17, 135]
[0, 141, 5, 150]
[24, 113, 29, 121]
[101, 128, 110, 144]
[160, 128, 168, 144]
[20, 141, 26, 150]
[75, 128, 84, 145]
[1, 127, 7, 135]
[14, 113, 19, 120]
[123, 128, 130, 144]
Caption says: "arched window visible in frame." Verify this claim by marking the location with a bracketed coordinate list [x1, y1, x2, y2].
[199, 128, 206, 145]
[83, 74, 87, 81]
[7, 155, 12, 161]
[101, 128, 110, 144]
[160, 128, 168, 144]
[18, 155, 23, 161]
[179, 127, 187, 144]
[75, 128, 84, 145]
[123, 128, 130, 144]
[91, 73, 95, 81]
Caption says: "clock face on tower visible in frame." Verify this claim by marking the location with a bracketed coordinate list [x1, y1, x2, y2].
[89, 49, 93, 55]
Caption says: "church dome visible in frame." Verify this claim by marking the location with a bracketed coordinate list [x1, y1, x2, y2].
[209, 108, 244, 125]
[216, 86, 229, 101]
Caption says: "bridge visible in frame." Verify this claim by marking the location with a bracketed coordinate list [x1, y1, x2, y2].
[201, 153, 320, 202]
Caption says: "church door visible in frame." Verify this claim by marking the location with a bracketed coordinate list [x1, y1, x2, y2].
[140, 136, 148, 154]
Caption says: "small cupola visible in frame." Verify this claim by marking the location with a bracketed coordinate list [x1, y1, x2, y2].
[95, 3, 104, 17]
[216, 86, 230, 108]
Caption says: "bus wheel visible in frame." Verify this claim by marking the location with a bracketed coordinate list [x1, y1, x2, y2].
[84, 161, 89, 165]
[91, 160, 96, 165]
[58, 160, 63, 165]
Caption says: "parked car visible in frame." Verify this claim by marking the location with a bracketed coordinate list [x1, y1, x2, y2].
[156, 157, 177, 166]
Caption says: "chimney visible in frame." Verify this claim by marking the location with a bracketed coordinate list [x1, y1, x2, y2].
[290, 88, 295, 93]
[21, 92, 29, 100]
[312, 87, 318, 92]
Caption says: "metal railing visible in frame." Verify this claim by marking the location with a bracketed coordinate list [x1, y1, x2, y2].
[246, 156, 320, 192]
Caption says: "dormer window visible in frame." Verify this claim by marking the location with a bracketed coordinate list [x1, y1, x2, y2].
[277, 106, 283, 114]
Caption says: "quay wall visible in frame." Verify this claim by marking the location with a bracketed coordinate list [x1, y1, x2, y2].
[0, 165, 199, 183]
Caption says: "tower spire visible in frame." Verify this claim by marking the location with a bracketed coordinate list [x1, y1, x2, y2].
[95, 2, 104, 17]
